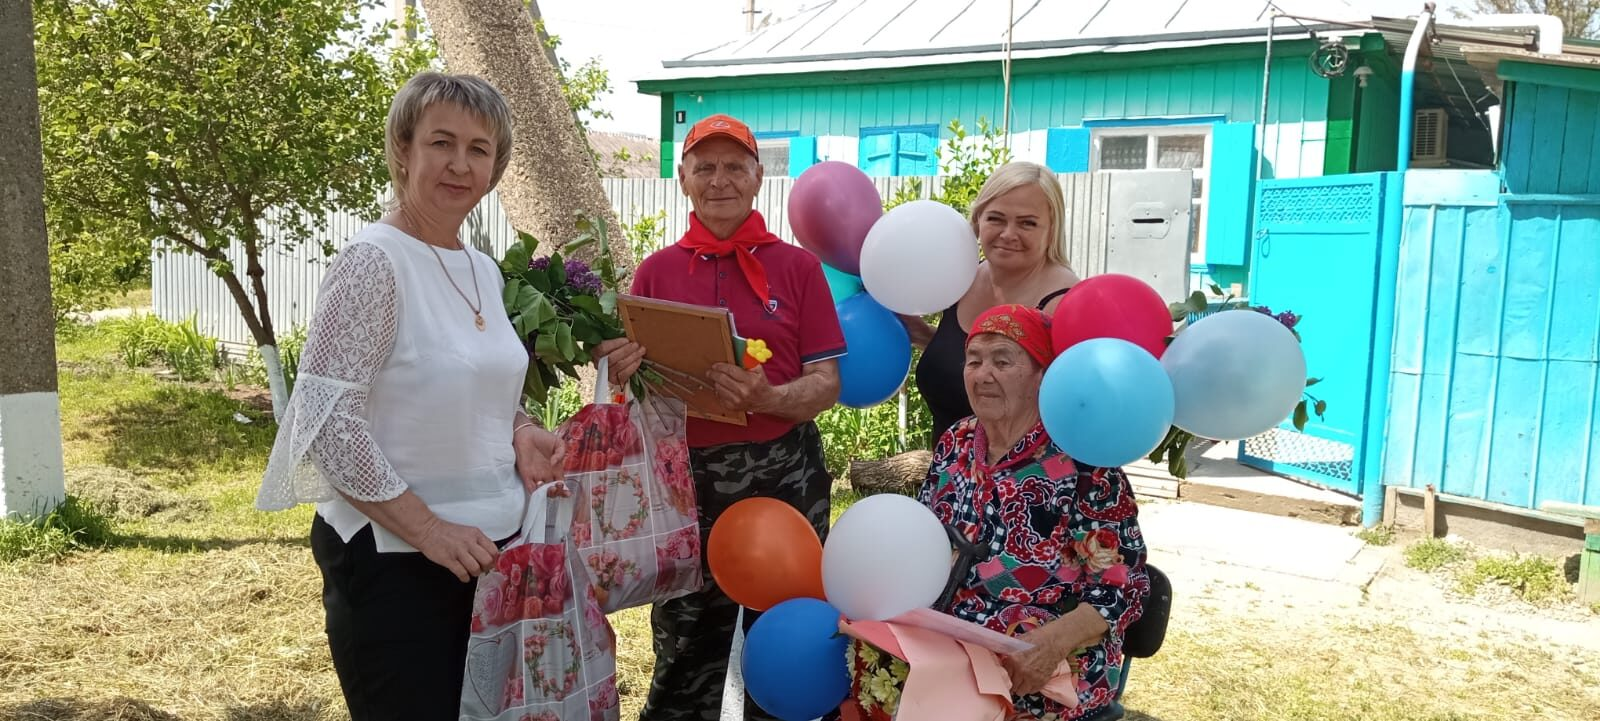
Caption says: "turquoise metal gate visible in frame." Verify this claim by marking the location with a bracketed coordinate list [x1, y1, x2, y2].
[1238, 173, 1391, 495]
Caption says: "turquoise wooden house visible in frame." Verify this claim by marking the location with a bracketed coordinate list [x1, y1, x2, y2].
[636, 0, 1414, 292]
[641, 1, 1600, 554]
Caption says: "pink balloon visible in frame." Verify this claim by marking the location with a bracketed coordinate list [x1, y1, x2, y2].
[787, 161, 883, 274]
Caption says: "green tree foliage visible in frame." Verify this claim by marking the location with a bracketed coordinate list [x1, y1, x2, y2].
[1458, 0, 1600, 39]
[33, 0, 433, 409]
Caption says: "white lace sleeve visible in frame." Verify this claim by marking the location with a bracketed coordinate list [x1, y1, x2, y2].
[256, 241, 407, 511]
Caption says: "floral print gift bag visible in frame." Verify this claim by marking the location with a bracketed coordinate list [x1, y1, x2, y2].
[557, 362, 702, 613]
[462, 483, 621, 721]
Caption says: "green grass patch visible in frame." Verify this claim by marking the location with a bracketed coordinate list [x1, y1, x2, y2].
[0, 496, 116, 562]
[1404, 538, 1470, 572]
[52, 321, 307, 547]
[1406, 537, 1577, 607]
[1455, 554, 1572, 606]
[1356, 524, 1395, 547]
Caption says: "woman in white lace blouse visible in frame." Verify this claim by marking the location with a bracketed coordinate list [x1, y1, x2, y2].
[256, 72, 565, 720]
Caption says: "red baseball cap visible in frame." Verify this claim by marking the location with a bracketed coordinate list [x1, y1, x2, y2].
[683, 114, 758, 157]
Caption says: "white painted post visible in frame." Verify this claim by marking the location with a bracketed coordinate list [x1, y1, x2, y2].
[0, 3, 67, 519]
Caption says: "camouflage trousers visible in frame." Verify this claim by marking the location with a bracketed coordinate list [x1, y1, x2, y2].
[639, 422, 833, 721]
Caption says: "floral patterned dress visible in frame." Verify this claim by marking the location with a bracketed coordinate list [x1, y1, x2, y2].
[918, 417, 1149, 721]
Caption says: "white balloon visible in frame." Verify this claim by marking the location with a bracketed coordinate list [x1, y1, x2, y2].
[858, 200, 980, 315]
[822, 493, 951, 621]
[1161, 309, 1308, 441]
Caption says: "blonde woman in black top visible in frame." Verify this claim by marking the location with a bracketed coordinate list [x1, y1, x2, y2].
[903, 161, 1080, 442]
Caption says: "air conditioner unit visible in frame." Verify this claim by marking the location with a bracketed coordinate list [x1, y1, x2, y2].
[1412, 108, 1448, 166]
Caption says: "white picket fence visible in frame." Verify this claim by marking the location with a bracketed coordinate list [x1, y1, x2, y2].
[152, 172, 1185, 353]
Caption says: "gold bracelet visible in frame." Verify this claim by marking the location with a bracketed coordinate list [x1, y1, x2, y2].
[512, 421, 538, 437]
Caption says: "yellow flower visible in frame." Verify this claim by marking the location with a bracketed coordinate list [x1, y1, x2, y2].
[743, 338, 773, 369]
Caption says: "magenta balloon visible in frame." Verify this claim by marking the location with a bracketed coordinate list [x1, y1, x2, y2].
[787, 161, 883, 275]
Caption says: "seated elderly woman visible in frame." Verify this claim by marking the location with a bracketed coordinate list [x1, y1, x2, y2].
[919, 304, 1149, 721]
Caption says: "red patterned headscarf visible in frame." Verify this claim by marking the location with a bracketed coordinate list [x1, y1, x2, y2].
[966, 304, 1054, 368]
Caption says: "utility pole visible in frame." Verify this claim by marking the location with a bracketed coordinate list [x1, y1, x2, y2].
[0, 0, 68, 519]
[745, 0, 761, 33]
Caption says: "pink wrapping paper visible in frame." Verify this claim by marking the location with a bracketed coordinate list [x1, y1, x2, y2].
[840, 616, 1085, 721]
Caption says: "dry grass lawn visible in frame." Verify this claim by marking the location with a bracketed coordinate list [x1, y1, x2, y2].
[3, 324, 1596, 721]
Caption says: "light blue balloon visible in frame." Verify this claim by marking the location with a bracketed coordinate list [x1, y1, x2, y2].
[835, 292, 912, 408]
[1040, 338, 1175, 468]
[1161, 309, 1307, 441]
[822, 263, 865, 303]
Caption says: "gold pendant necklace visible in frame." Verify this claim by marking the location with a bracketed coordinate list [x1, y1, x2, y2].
[424, 239, 485, 332]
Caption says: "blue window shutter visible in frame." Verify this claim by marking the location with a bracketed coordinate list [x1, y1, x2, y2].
[859, 133, 896, 176]
[1206, 122, 1257, 267]
[897, 129, 938, 176]
[789, 136, 818, 175]
[1045, 128, 1091, 173]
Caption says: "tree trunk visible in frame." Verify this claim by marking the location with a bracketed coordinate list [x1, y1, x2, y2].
[848, 450, 934, 496]
[209, 261, 286, 417]
[425, 0, 631, 275]
[0, 2, 67, 518]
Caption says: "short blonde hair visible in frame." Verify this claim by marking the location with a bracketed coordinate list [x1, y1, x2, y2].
[968, 161, 1069, 266]
[384, 72, 514, 209]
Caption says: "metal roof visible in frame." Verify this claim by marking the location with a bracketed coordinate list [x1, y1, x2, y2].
[642, 0, 1372, 80]
[1371, 16, 1600, 124]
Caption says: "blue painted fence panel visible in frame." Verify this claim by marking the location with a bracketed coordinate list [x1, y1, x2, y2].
[1385, 179, 1600, 510]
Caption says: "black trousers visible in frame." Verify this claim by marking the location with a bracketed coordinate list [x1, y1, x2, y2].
[311, 514, 479, 721]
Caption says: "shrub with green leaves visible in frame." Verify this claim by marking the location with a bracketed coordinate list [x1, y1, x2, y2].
[101, 314, 222, 381]
[164, 316, 221, 382]
[102, 313, 174, 369]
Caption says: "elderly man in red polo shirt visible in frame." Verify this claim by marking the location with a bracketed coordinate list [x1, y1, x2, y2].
[596, 114, 846, 721]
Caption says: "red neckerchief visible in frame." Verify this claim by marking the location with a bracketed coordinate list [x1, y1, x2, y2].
[676, 211, 781, 307]
[958, 420, 1051, 545]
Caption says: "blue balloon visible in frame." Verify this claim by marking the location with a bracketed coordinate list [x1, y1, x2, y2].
[742, 598, 851, 721]
[835, 292, 912, 408]
[822, 263, 865, 303]
[1039, 338, 1175, 468]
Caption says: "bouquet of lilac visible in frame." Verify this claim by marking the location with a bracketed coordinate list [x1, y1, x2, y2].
[498, 216, 636, 405]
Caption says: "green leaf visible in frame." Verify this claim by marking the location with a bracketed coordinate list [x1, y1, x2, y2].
[599, 290, 618, 315]
[555, 322, 577, 359]
[1314, 399, 1328, 417]
[516, 285, 540, 313]
[502, 278, 524, 309]
[534, 332, 559, 356]
[571, 314, 603, 345]
[1305, 377, 1322, 387]
[1293, 401, 1310, 431]
[1184, 291, 1209, 315]
[1209, 282, 1225, 296]
[548, 252, 567, 287]
[569, 294, 603, 315]
[524, 362, 549, 406]
[562, 234, 597, 256]
[529, 294, 558, 327]
[502, 241, 532, 275]
[514, 313, 537, 339]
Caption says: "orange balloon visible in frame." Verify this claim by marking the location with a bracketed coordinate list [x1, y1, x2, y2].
[707, 497, 826, 611]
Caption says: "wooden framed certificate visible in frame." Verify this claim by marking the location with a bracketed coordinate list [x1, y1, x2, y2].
[616, 294, 747, 426]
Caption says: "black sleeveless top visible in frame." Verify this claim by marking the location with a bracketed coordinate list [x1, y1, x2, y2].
[914, 287, 1072, 443]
